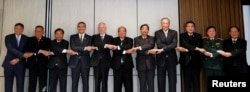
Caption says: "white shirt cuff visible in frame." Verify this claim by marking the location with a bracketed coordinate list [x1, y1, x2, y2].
[104, 44, 107, 48]
[117, 46, 121, 50]
[38, 49, 42, 54]
[210, 53, 213, 58]
[122, 50, 126, 54]
[62, 49, 67, 53]
[51, 52, 54, 55]
[138, 46, 142, 51]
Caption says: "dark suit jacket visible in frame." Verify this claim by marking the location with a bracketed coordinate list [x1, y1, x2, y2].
[48, 39, 69, 69]
[91, 34, 113, 67]
[2, 34, 28, 69]
[155, 29, 178, 67]
[223, 38, 248, 73]
[111, 37, 134, 70]
[179, 32, 203, 67]
[134, 35, 155, 71]
[26, 36, 51, 69]
[69, 34, 92, 69]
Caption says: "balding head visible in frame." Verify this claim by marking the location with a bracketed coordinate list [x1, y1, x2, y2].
[161, 17, 170, 31]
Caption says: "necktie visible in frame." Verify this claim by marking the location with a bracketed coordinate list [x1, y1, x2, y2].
[80, 34, 83, 43]
[101, 35, 104, 42]
[37, 38, 40, 44]
[120, 39, 124, 46]
[233, 39, 236, 44]
[17, 35, 20, 46]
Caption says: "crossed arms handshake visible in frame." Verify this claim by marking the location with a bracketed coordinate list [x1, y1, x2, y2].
[175, 46, 232, 57]
[105, 44, 164, 54]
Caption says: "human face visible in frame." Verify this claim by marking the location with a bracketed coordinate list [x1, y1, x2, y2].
[229, 27, 239, 39]
[118, 28, 126, 38]
[185, 23, 195, 34]
[161, 19, 170, 31]
[55, 31, 64, 41]
[35, 27, 44, 38]
[14, 26, 23, 35]
[98, 24, 106, 34]
[207, 28, 216, 38]
[140, 26, 149, 36]
[78, 23, 86, 34]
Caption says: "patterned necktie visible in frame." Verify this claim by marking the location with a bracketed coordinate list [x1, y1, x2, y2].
[101, 35, 104, 42]
[80, 34, 83, 44]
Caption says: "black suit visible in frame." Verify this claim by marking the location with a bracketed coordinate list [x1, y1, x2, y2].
[26, 36, 50, 92]
[69, 34, 92, 92]
[2, 34, 28, 92]
[179, 32, 203, 92]
[111, 37, 134, 92]
[155, 29, 178, 92]
[91, 34, 113, 92]
[223, 38, 248, 76]
[134, 35, 155, 92]
[48, 39, 68, 92]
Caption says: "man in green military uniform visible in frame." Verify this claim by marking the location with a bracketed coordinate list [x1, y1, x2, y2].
[202, 26, 224, 90]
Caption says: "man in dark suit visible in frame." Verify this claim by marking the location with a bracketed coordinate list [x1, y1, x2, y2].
[220, 26, 248, 76]
[26, 25, 51, 92]
[69, 22, 94, 92]
[154, 18, 178, 92]
[133, 24, 156, 92]
[176, 21, 205, 92]
[2, 23, 32, 92]
[111, 26, 134, 92]
[91, 22, 114, 92]
[48, 28, 74, 92]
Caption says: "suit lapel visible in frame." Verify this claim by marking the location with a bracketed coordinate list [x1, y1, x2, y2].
[12, 34, 18, 47]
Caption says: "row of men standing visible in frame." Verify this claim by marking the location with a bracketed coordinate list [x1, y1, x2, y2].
[2, 17, 248, 92]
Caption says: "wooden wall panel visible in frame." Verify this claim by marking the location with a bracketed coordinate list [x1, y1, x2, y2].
[179, 0, 244, 92]
[179, 0, 244, 40]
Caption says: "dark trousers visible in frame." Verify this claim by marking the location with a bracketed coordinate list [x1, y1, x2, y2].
[49, 67, 67, 92]
[138, 69, 154, 92]
[203, 68, 223, 92]
[94, 63, 110, 92]
[157, 63, 177, 92]
[71, 61, 90, 92]
[182, 63, 201, 92]
[113, 65, 133, 92]
[4, 63, 25, 92]
[28, 66, 48, 92]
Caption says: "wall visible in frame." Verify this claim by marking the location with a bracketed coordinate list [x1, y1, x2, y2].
[0, 0, 180, 92]
[179, 0, 244, 39]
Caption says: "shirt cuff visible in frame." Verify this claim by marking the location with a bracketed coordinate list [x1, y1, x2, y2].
[62, 49, 67, 53]
[185, 49, 189, 52]
[104, 44, 107, 48]
[210, 53, 213, 58]
[51, 52, 54, 55]
[38, 49, 42, 54]
[117, 46, 121, 50]
[122, 50, 126, 54]
[138, 46, 142, 51]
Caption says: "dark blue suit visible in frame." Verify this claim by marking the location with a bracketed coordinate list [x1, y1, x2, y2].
[69, 34, 92, 92]
[2, 34, 28, 92]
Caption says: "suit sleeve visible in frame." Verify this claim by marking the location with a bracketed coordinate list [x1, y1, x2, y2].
[51, 41, 69, 55]
[230, 40, 246, 57]
[113, 38, 133, 55]
[93, 35, 113, 51]
[26, 38, 40, 53]
[134, 37, 155, 55]
[70, 35, 91, 52]
[5, 36, 24, 59]
[155, 31, 177, 52]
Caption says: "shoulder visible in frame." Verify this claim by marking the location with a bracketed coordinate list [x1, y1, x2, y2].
[106, 34, 113, 38]
[169, 29, 177, 33]
[134, 36, 140, 40]
[70, 34, 78, 37]
[62, 39, 69, 43]
[85, 34, 92, 38]
[202, 37, 209, 40]
[155, 29, 162, 34]
[194, 32, 202, 36]
[5, 34, 14, 38]
[125, 37, 133, 41]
